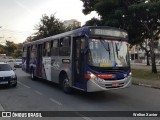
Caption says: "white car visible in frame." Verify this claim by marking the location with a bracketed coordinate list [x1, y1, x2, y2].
[14, 59, 22, 68]
[0, 62, 17, 87]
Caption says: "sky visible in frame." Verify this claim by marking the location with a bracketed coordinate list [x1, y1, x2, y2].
[0, 0, 98, 44]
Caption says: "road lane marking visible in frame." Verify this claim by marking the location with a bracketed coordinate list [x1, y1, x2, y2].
[34, 90, 43, 95]
[18, 81, 31, 89]
[49, 98, 62, 106]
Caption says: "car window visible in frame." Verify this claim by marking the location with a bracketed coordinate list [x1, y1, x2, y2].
[16, 59, 22, 62]
[0, 64, 12, 71]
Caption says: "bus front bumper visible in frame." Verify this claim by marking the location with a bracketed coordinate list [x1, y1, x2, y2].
[87, 76, 132, 92]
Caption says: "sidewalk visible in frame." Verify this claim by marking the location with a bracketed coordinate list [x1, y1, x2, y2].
[131, 63, 160, 89]
[131, 63, 160, 71]
[132, 77, 160, 89]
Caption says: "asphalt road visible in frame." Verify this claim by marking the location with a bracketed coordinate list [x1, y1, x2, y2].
[0, 68, 160, 120]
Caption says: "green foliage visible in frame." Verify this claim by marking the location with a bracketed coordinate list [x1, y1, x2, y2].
[0, 44, 5, 54]
[81, 0, 98, 15]
[0, 42, 22, 58]
[65, 24, 80, 31]
[33, 14, 66, 41]
[27, 14, 80, 41]
[128, 1, 160, 73]
[13, 49, 22, 58]
[132, 69, 160, 80]
[81, 0, 160, 73]
[5, 41, 17, 56]
[84, 17, 103, 26]
[82, 0, 140, 27]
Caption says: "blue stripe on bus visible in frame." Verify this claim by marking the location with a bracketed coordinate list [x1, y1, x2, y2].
[86, 66, 130, 80]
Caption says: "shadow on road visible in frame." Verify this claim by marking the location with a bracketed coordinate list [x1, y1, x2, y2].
[25, 76, 126, 102]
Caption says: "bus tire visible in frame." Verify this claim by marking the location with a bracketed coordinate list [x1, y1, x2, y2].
[62, 76, 72, 93]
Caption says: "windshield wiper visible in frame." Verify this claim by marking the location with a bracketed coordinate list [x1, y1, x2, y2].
[100, 40, 111, 59]
[115, 39, 122, 57]
[115, 43, 119, 57]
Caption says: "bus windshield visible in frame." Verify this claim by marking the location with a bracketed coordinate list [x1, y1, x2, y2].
[87, 39, 129, 67]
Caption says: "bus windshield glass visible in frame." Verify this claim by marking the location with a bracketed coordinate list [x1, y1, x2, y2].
[87, 39, 129, 67]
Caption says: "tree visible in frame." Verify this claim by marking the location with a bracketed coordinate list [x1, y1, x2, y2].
[25, 36, 33, 42]
[128, 0, 160, 73]
[84, 17, 103, 26]
[81, 0, 160, 73]
[81, 0, 140, 27]
[0, 41, 23, 58]
[33, 14, 66, 41]
[14, 43, 23, 58]
[5, 41, 17, 56]
[0, 44, 5, 54]
[65, 24, 80, 31]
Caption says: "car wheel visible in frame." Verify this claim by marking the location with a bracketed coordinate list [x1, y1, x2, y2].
[8, 81, 17, 88]
[62, 76, 72, 93]
[12, 82, 17, 87]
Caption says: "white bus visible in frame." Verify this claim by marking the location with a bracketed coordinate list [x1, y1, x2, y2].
[22, 26, 132, 93]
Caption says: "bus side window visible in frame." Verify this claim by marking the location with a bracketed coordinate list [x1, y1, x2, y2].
[42, 42, 51, 57]
[59, 37, 71, 56]
[43, 42, 46, 56]
[52, 39, 59, 56]
[30, 45, 36, 64]
[46, 42, 51, 57]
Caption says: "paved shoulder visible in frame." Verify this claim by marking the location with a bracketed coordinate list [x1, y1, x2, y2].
[132, 77, 160, 89]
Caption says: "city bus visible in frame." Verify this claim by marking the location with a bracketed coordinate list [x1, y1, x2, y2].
[22, 26, 132, 93]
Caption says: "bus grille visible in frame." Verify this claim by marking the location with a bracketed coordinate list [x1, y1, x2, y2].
[101, 70, 126, 74]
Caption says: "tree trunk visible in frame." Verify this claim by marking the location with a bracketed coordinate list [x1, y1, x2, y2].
[146, 51, 150, 66]
[150, 38, 157, 73]
[151, 52, 157, 73]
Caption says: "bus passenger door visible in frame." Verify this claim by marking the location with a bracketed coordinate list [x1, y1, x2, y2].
[51, 39, 59, 83]
[26, 46, 31, 72]
[73, 37, 86, 89]
[36, 44, 43, 77]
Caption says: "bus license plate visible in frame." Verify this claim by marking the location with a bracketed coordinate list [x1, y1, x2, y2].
[112, 83, 119, 87]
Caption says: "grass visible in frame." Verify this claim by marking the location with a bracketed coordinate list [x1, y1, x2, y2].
[131, 69, 160, 80]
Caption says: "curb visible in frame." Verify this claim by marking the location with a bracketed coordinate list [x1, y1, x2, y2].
[132, 81, 160, 89]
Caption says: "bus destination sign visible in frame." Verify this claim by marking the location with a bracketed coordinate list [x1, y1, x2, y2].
[89, 28, 128, 38]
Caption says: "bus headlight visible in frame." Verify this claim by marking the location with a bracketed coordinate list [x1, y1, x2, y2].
[90, 73, 96, 79]
[129, 72, 132, 76]
[84, 71, 97, 79]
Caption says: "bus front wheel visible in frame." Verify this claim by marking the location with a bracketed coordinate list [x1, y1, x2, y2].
[62, 76, 71, 93]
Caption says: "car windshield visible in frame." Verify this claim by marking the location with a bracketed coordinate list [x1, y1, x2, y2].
[16, 59, 22, 62]
[87, 39, 129, 67]
[0, 64, 12, 71]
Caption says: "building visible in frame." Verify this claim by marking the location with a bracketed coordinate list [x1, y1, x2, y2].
[129, 39, 160, 63]
[63, 19, 81, 28]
